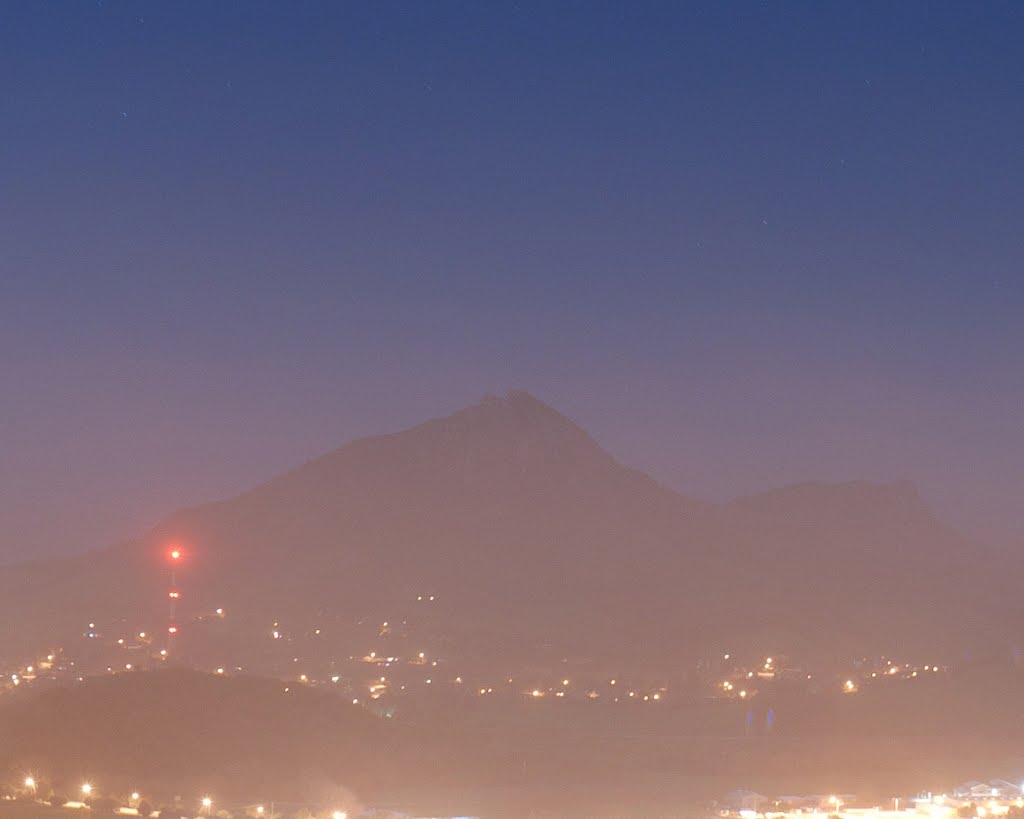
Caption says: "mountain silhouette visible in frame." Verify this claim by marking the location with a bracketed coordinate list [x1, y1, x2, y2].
[0, 392, 1012, 662]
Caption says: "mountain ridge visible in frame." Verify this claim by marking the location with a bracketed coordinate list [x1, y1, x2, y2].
[167, 392, 940, 543]
[0, 391, 1012, 662]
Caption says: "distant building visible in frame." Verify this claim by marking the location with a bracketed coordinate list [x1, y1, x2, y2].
[722, 789, 770, 812]
[953, 779, 1021, 799]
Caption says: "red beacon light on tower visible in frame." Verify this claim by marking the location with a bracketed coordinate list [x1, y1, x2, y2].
[166, 546, 185, 652]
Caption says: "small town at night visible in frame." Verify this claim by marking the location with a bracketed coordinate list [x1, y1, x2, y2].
[2, 1, 1023, 817]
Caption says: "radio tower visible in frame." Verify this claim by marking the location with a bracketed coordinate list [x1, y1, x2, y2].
[167, 547, 182, 654]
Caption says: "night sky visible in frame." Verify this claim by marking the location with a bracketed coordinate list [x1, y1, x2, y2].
[2, 1, 1022, 559]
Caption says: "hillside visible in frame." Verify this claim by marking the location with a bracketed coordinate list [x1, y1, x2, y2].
[0, 391, 1014, 663]
[0, 669, 469, 808]
[5, 665, 1024, 818]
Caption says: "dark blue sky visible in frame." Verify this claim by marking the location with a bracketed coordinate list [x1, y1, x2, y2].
[2, 1, 1022, 558]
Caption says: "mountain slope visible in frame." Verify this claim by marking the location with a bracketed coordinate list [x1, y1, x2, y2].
[0, 391, 1013, 662]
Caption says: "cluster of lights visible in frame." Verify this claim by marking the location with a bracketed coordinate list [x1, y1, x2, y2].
[713, 653, 949, 702]
[726, 783, 1024, 818]
[847, 659, 942, 692]
[526, 683, 665, 702]
[17, 779, 353, 819]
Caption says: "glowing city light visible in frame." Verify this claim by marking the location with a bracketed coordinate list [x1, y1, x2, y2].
[24, 777, 35, 790]
[81, 783, 92, 796]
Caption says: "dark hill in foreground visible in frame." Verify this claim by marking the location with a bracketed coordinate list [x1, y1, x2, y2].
[5, 665, 1024, 817]
[0, 669, 470, 809]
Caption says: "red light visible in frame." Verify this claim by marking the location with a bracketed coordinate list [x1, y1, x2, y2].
[169, 548, 182, 561]
[168, 591, 180, 599]
[168, 626, 178, 634]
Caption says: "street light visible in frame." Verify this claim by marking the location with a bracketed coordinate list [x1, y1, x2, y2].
[332, 812, 346, 819]
[201, 796, 212, 811]
[23, 776, 35, 791]
[81, 783, 92, 796]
